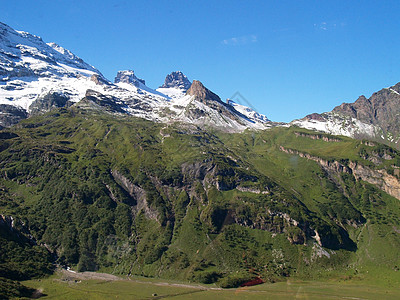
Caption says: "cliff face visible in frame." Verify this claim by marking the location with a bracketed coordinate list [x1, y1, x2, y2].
[279, 146, 400, 200]
[348, 161, 400, 200]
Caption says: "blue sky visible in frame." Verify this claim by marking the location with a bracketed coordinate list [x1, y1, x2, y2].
[2, 0, 400, 122]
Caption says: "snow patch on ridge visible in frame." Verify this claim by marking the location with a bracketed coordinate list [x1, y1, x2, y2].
[227, 99, 270, 123]
[291, 112, 378, 138]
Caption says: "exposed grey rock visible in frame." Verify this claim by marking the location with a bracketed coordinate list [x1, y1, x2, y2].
[332, 82, 400, 134]
[279, 146, 400, 201]
[1, 80, 27, 91]
[0, 104, 28, 127]
[297, 82, 400, 147]
[29, 91, 72, 116]
[111, 170, 158, 220]
[303, 113, 326, 122]
[160, 71, 191, 91]
[81, 89, 127, 114]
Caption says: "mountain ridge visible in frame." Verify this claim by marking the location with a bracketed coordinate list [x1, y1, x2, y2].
[0, 22, 270, 132]
[3, 21, 400, 146]
[292, 82, 400, 148]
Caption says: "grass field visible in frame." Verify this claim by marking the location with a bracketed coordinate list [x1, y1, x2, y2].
[2, 113, 399, 299]
[22, 270, 400, 300]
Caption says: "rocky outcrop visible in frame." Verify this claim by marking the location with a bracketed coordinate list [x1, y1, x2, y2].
[279, 146, 400, 200]
[184, 80, 252, 128]
[294, 132, 342, 142]
[160, 71, 191, 91]
[81, 90, 126, 114]
[0, 214, 36, 244]
[304, 113, 326, 122]
[295, 82, 400, 147]
[348, 161, 400, 199]
[236, 186, 269, 194]
[29, 91, 72, 115]
[181, 161, 214, 183]
[111, 170, 158, 220]
[279, 146, 352, 174]
[0, 104, 28, 127]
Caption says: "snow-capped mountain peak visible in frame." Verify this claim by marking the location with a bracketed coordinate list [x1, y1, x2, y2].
[0, 21, 104, 113]
[114, 70, 168, 98]
[0, 22, 272, 133]
[0, 22, 100, 78]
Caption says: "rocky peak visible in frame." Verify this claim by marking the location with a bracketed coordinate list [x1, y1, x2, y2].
[186, 80, 222, 103]
[114, 70, 146, 87]
[332, 83, 400, 127]
[160, 71, 191, 90]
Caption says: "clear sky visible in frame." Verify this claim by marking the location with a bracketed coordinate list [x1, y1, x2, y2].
[2, 0, 400, 122]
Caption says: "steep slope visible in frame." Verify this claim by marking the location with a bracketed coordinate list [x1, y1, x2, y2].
[292, 82, 400, 148]
[226, 99, 270, 124]
[0, 107, 399, 288]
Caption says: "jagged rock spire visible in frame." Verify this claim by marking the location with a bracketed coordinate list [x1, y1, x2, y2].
[160, 71, 191, 91]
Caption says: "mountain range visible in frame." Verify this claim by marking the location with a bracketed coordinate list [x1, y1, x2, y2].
[0, 21, 271, 133]
[1, 21, 400, 297]
[3, 20, 400, 147]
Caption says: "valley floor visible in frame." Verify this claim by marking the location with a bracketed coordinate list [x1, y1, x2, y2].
[21, 269, 400, 300]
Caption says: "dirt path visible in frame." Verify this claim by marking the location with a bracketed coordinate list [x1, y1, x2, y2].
[60, 268, 122, 281]
[59, 268, 222, 291]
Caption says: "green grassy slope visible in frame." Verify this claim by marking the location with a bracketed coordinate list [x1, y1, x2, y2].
[22, 273, 400, 300]
[0, 108, 399, 296]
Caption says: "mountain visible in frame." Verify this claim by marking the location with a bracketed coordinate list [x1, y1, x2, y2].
[292, 82, 400, 148]
[156, 71, 191, 100]
[0, 22, 102, 114]
[0, 22, 270, 132]
[159, 71, 191, 91]
[1, 21, 400, 295]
